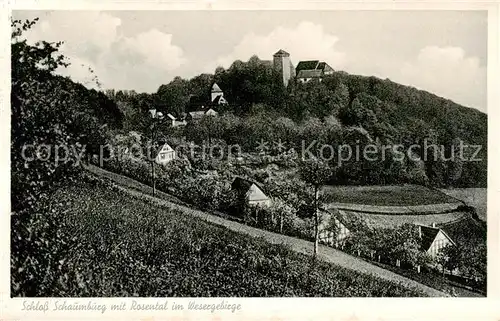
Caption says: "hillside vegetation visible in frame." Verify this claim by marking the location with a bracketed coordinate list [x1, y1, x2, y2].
[110, 56, 487, 188]
[12, 175, 426, 297]
[10, 17, 486, 296]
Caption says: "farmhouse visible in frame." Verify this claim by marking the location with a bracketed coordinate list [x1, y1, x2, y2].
[155, 143, 176, 165]
[210, 83, 228, 105]
[231, 177, 272, 207]
[166, 113, 187, 127]
[417, 223, 456, 258]
[186, 106, 219, 122]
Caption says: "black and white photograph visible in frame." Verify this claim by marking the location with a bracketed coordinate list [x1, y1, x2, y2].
[6, 4, 494, 312]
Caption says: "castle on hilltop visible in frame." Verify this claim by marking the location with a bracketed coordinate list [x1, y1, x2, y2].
[273, 49, 334, 86]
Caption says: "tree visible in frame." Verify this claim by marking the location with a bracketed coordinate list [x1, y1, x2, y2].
[156, 76, 190, 115]
[437, 244, 461, 276]
[11, 18, 76, 211]
[11, 17, 121, 296]
[199, 115, 223, 145]
[298, 158, 332, 257]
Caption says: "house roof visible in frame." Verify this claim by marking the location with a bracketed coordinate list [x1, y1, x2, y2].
[188, 110, 206, 120]
[296, 69, 323, 79]
[323, 208, 355, 230]
[155, 143, 174, 156]
[231, 177, 254, 192]
[316, 62, 327, 70]
[296, 60, 319, 72]
[166, 113, 176, 120]
[419, 225, 441, 251]
[231, 176, 268, 197]
[212, 83, 222, 92]
[273, 49, 290, 57]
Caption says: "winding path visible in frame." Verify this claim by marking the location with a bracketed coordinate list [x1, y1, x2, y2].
[85, 164, 448, 297]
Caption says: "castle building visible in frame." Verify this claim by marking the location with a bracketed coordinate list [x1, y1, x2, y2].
[273, 49, 295, 86]
[295, 60, 334, 83]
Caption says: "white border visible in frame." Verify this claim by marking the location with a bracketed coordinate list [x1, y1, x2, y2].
[1, 1, 499, 320]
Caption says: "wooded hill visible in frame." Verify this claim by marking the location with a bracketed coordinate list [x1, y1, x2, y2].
[108, 56, 487, 188]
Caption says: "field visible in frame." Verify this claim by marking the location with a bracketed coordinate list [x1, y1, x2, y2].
[25, 177, 426, 297]
[322, 185, 459, 206]
[440, 188, 487, 222]
[337, 210, 468, 229]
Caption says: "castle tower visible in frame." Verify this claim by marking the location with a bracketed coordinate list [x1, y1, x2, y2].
[273, 49, 294, 86]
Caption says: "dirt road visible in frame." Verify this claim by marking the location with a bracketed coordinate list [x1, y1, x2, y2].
[86, 164, 448, 297]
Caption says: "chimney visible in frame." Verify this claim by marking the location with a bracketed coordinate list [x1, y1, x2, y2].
[432, 222, 436, 228]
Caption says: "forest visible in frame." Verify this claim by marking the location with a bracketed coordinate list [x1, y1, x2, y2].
[106, 55, 487, 188]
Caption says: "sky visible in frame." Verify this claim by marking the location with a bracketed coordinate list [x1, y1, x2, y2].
[13, 10, 488, 112]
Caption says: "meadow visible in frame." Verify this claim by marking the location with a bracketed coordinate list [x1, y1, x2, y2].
[322, 185, 459, 206]
[440, 188, 487, 221]
[23, 176, 426, 297]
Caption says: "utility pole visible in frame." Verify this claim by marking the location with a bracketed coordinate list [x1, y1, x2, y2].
[149, 108, 164, 197]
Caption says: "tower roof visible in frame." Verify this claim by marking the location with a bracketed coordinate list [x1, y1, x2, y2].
[273, 49, 290, 57]
[211, 83, 222, 92]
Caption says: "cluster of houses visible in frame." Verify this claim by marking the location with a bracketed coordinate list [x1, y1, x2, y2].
[164, 83, 227, 128]
[317, 207, 460, 262]
[163, 48, 334, 130]
[220, 174, 466, 277]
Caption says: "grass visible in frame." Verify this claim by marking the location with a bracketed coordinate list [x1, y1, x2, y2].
[367, 260, 484, 297]
[24, 176, 427, 297]
[339, 210, 468, 229]
[322, 185, 459, 206]
[439, 188, 487, 221]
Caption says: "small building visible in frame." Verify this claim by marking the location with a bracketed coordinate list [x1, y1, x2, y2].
[417, 223, 456, 258]
[231, 176, 272, 207]
[166, 113, 187, 127]
[186, 106, 219, 122]
[155, 143, 176, 165]
[211, 83, 228, 105]
[295, 60, 334, 83]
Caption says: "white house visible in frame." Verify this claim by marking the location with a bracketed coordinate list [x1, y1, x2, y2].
[166, 113, 187, 128]
[231, 177, 272, 207]
[205, 108, 219, 117]
[155, 143, 176, 165]
[187, 107, 219, 122]
[211, 83, 228, 105]
[417, 223, 456, 258]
